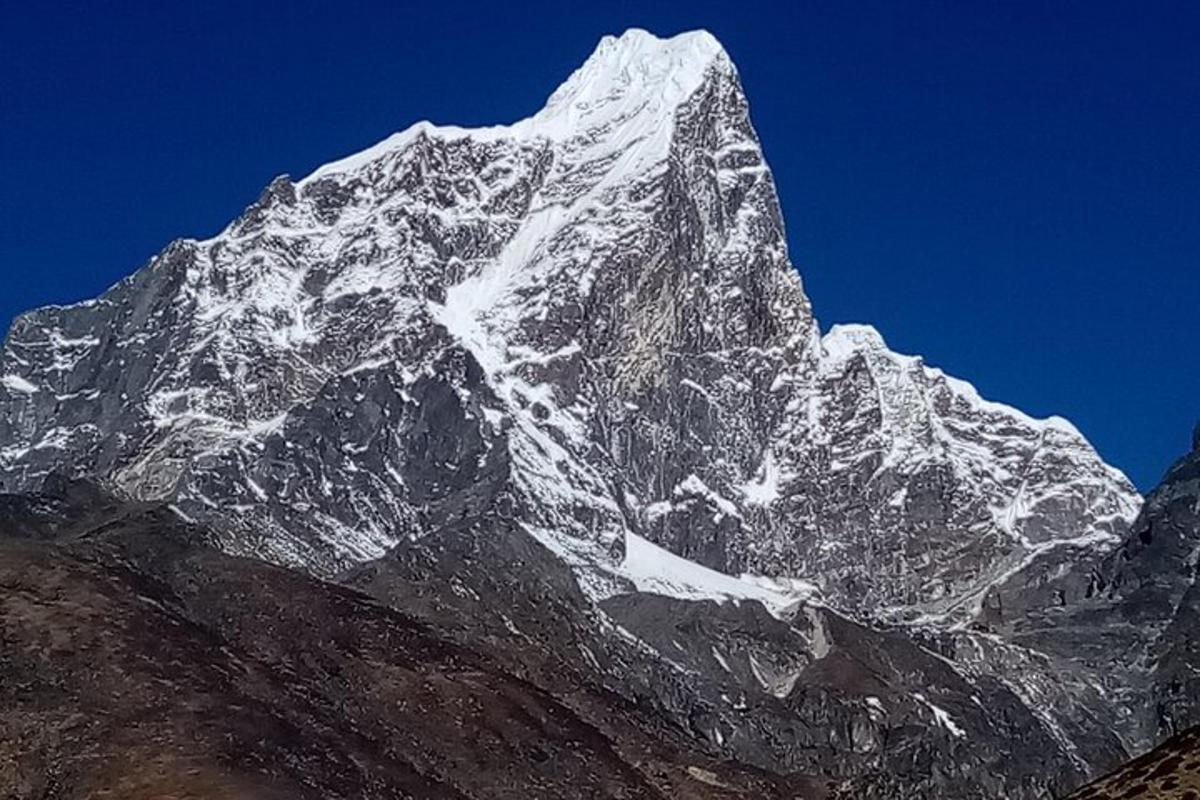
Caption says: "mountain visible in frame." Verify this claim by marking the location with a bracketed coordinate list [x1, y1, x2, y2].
[0, 29, 1138, 616]
[0, 27, 1186, 798]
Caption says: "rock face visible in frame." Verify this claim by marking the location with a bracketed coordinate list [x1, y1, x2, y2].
[0, 479, 1106, 799]
[1065, 432, 1200, 748]
[0, 26, 1185, 798]
[1126, 436, 1200, 740]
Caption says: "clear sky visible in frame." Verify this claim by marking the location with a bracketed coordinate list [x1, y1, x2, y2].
[2, 1, 1197, 490]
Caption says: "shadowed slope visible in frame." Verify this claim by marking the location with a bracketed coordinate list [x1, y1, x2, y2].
[0, 481, 823, 800]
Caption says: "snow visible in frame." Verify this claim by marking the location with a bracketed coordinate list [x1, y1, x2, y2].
[48, 332, 100, 348]
[644, 499, 673, 521]
[679, 378, 714, 402]
[820, 323, 879, 364]
[342, 356, 394, 376]
[817, 321, 1141, 556]
[1, 374, 38, 394]
[747, 653, 801, 699]
[738, 573, 821, 603]
[45, 331, 100, 373]
[913, 693, 966, 738]
[431, 203, 573, 375]
[422, 23, 720, 387]
[617, 530, 805, 618]
[804, 606, 832, 658]
[32, 426, 75, 451]
[675, 474, 741, 518]
[939, 371, 1081, 437]
[168, 504, 197, 524]
[245, 477, 269, 502]
[504, 343, 582, 369]
[480, 406, 505, 430]
[739, 449, 786, 506]
[530, 28, 726, 141]
[97, 28, 762, 600]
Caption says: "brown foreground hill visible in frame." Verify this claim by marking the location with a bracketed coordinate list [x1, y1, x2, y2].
[1066, 727, 1200, 800]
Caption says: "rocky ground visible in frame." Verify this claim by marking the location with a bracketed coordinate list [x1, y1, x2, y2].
[1066, 726, 1200, 800]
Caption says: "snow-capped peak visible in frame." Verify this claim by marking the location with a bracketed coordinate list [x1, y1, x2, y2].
[532, 28, 728, 135]
[302, 28, 730, 186]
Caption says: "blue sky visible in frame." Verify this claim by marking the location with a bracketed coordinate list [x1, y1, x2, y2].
[2, 1, 1196, 489]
